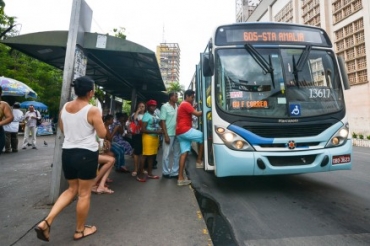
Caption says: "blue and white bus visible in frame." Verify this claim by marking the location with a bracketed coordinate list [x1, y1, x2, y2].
[190, 22, 352, 177]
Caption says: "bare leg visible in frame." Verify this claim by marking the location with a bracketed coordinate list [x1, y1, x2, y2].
[36, 179, 79, 238]
[146, 155, 154, 176]
[75, 178, 96, 233]
[133, 154, 140, 173]
[138, 155, 146, 179]
[178, 152, 188, 181]
[197, 143, 204, 163]
[95, 155, 114, 191]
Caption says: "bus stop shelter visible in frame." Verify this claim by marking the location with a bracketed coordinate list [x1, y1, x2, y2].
[0, 31, 168, 104]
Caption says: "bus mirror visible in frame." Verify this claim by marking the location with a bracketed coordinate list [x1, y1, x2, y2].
[203, 53, 214, 77]
[338, 56, 350, 90]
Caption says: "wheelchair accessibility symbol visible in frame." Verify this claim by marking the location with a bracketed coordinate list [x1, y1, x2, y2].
[289, 104, 301, 116]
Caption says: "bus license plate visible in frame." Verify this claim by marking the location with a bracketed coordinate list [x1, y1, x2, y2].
[332, 154, 351, 164]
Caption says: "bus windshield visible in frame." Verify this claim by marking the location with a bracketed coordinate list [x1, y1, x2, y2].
[215, 47, 345, 118]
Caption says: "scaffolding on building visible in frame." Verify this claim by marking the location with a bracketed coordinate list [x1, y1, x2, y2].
[156, 43, 180, 88]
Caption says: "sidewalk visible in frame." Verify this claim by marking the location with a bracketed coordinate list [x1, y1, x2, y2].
[0, 135, 212, 246]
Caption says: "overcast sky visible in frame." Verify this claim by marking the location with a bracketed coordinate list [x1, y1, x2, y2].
[4, 0, 236, 88]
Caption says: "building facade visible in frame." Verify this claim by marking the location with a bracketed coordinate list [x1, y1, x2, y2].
[156, 43, 180, 88]
[236, 0, 370, 136]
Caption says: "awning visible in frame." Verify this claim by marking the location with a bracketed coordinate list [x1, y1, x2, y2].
[0, 31, 166, 102]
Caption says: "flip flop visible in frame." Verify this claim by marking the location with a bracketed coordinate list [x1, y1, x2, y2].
[147, 175, 159, 179]
[34, 219, 50, 242]
[91, 186, 98, 194]
[73, 225, 97, 241]
[136, 176, 146, 182]
[95, 188, 114, 194]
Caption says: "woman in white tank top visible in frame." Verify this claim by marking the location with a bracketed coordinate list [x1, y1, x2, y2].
[34, 76, 106, 242]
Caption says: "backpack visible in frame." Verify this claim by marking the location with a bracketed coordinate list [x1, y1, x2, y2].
[35, 111, 42, 126]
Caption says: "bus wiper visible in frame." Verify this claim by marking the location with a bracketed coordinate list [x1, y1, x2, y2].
[244, 44, 273, 74]
[244, 44, 275, 88]
[296, 45, 312, 72]
[292, 45, 312, 86]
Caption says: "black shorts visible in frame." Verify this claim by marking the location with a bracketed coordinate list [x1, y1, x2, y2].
[132, 134, 143, 155]
[62, 148, 99, 180]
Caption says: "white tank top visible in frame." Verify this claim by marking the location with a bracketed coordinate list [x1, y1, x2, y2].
[61, 103, 98, 151]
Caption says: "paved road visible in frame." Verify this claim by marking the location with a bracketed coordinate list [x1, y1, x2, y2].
[189, 146, 370, 246]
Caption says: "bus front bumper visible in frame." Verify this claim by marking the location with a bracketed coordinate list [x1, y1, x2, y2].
[213, 141, 352, 177]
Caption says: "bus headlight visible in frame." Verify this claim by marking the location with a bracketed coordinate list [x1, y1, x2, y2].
[326, 123, 349, 147]
[215, 126, 254, 151]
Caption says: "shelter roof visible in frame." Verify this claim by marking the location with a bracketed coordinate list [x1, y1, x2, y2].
[0, 31, 167, 103]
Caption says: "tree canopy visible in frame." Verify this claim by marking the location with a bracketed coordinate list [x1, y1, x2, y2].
[167, 81, 184, 101]
[0, 3, 62, 117]
[0, 44, 63, 116]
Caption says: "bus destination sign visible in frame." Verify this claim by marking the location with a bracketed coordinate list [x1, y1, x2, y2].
[243, 31, 305, 42]
[215, 24, 331, 47]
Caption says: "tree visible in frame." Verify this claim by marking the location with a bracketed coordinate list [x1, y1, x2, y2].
[112, 27, 126, 39]
[167, 81, 184, 100]
[122, 100, 131, 114]
[0, 1, 15, 39]
[0, 43, 63, 117]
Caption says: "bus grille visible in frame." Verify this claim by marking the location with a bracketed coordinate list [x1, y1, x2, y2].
[267, 155, 317, 166]
[243, 123, 332, 138]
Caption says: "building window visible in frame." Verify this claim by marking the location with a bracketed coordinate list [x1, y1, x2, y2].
[357, 57, 366, 70]
[345, 37, 354, 48]
[355, 31, 364, 44]
[358, 70, 367, 83]
[356, 43, 366, 57]
[347, 60, 356, 72]
[274, 1, 293, 23]
[346, 48, 355, 60]
[332, 0, 362, 24]
[335, 29, 344, 40]
[336, 40, 345, 52]
[348, 73, 356, 84]
[334, 18, 367, 85]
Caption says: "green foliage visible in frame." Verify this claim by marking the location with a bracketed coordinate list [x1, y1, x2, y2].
[122, 100, 131, 114]
[359, 134, 364, 140]
[94, 86, 105, 102]
[0, 43, 63, 117]
[0, 8, 63, 117]
[112, 27, 126, 39]
[167, 81, 182, 93]
[167, 81, 185, 100]
[367, 135, 370, 140]
[352, 132, 357, 138]
[0, 3, 16, 39]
